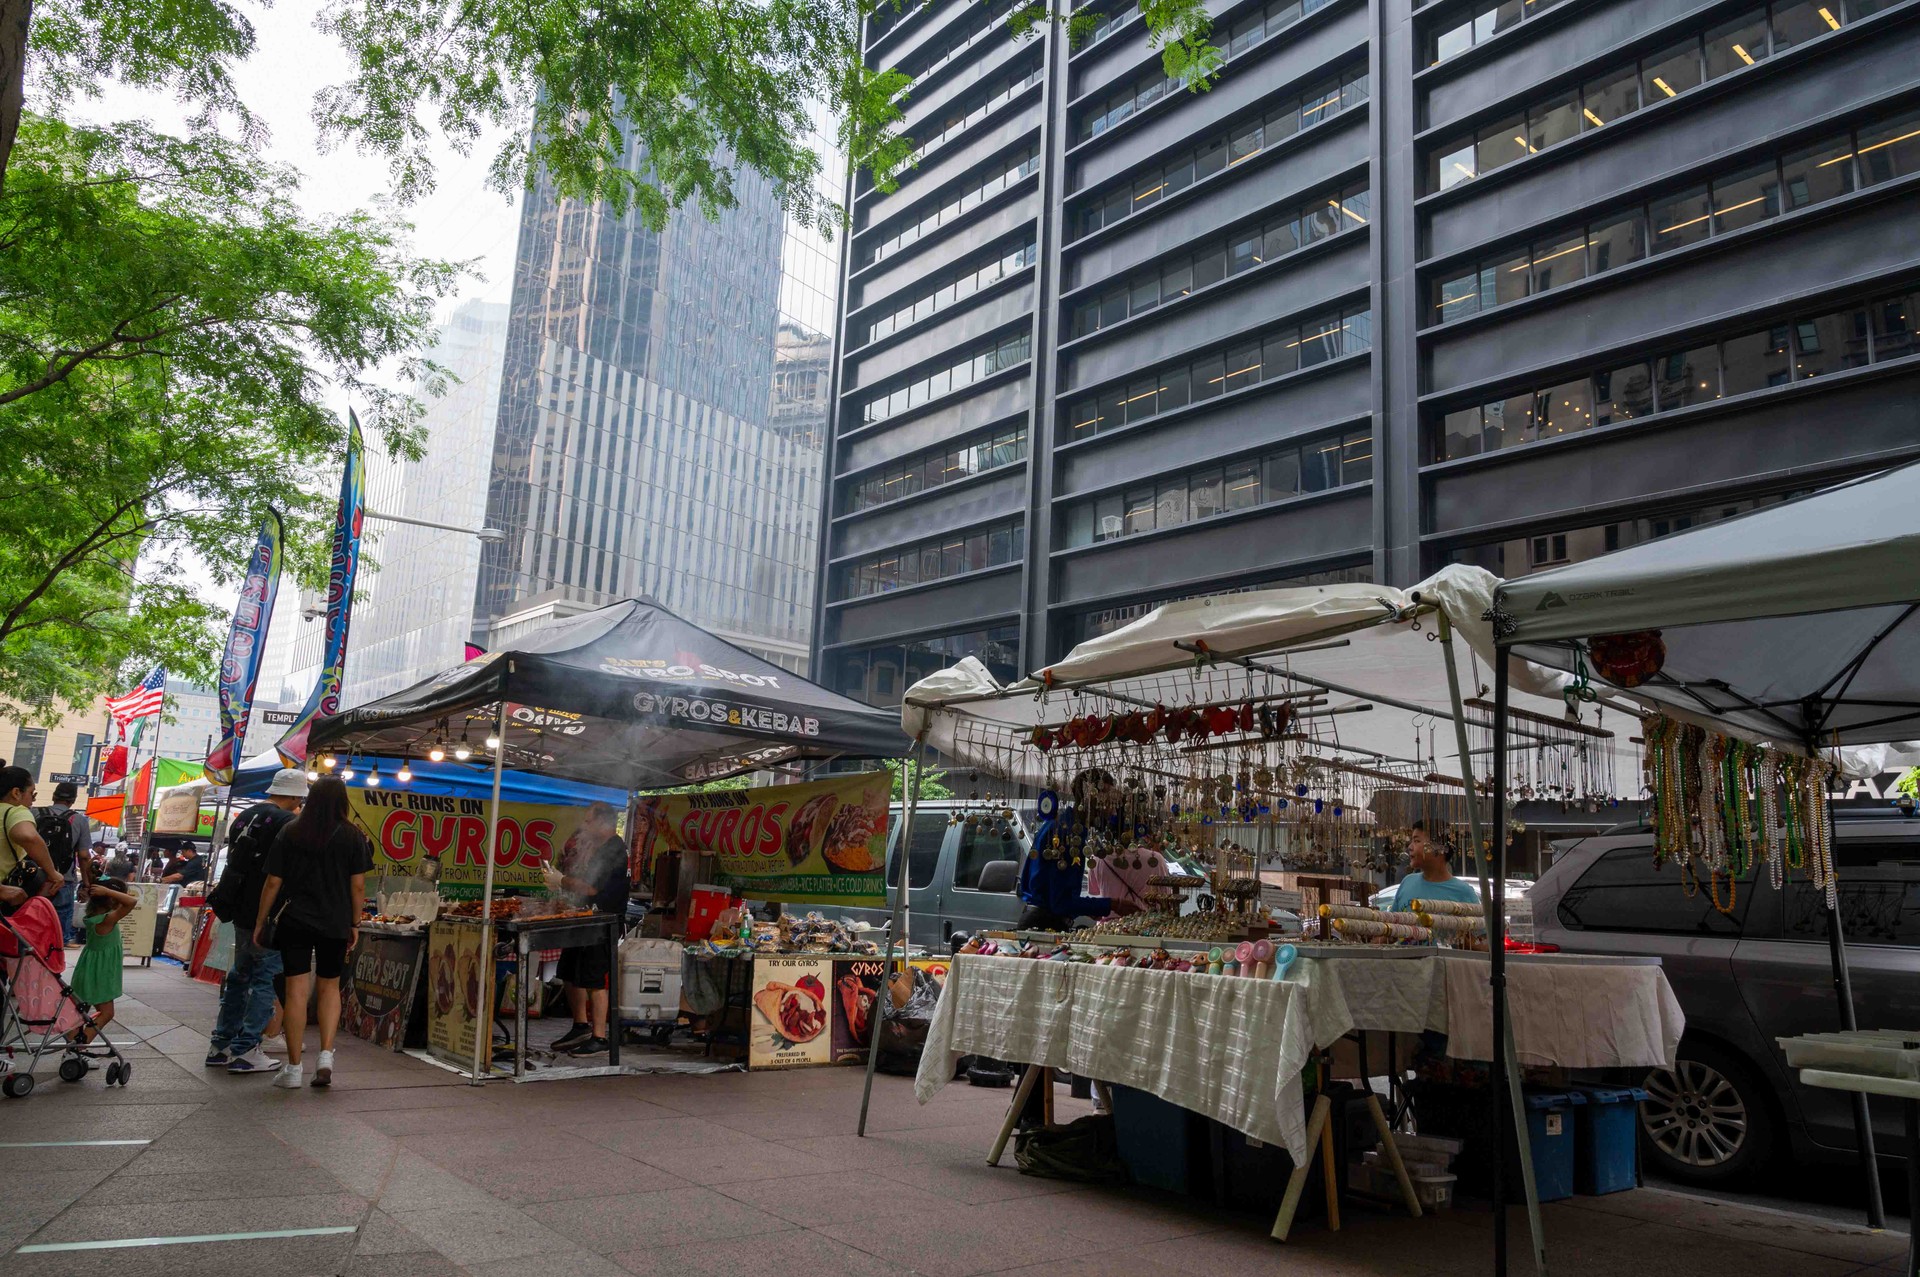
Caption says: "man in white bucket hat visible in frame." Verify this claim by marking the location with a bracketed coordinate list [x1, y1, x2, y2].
[205, 768, 308, 1074]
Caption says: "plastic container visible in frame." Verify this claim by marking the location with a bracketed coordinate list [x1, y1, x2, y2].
[1522, 1090, 1583, 1203]
[619, 937, 685, 1026]
[1570, 1085, 1648, 1195]
[684, 885, 731, 941]
[1411, 1171, 1457, 1211]
[1109, 1084, 1193, 1193]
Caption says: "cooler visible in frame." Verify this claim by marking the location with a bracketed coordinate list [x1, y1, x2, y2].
[619, 936, 685, 1025]
[1570, 1085, 1648, 1195]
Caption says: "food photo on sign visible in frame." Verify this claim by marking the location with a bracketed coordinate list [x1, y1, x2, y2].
[749, 956, 833, 1067]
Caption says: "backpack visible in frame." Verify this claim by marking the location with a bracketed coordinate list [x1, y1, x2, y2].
[207, 808, 281, 923]
[33, 807, 76, 876]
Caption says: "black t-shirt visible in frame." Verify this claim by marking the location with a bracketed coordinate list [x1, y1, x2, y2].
[226, 802, 296, 928]
[162, 854, 207, 886]
[264, 823, 374, 940]
[580, 835, 631, 916]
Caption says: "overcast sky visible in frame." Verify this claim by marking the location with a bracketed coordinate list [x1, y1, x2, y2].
[78, 5, 528, 617]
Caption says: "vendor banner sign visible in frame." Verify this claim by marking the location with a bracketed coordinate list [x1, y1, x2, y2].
[634, 771, 890, 907]
[348, 788, 592, 893]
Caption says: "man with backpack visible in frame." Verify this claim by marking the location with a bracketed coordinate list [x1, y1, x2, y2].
[39, 782, 92, 945]
[204, 768, 305, 1075]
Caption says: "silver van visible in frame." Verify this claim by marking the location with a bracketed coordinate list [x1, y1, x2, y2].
[1531, 814, 1920, 1185]
[833, 801, 1037, 947]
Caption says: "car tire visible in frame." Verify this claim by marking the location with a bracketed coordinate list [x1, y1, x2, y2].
[1639, 1039, 1776, 1185]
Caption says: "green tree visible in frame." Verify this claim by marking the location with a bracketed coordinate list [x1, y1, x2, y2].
[0, 116, 455, 720]
[889, 757, 952, 803]
[0, 0, 1216, 228]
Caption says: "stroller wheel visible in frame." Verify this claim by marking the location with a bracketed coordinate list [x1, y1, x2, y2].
[59, 1056, 88, 1083]
[116, 1061, 132, 1087]
[104, 1062, 124, 1086]
[2, 1072, 33, 1098]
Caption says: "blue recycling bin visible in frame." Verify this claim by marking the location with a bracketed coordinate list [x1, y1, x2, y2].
[1523, 1091, 1584, 1203]
[1570, 1086, 1649, 1195]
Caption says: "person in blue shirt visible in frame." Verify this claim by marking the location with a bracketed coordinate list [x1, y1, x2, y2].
[1388, 821, 1481, 914]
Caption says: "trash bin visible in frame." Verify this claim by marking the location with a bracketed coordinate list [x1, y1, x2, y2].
[1109, 1084, 1195, 1193]
[1570, 1085, 1648, 1195]
[1523, 1091, 1584, 1203]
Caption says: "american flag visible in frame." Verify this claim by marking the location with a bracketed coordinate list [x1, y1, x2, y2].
[105, 665, 166, 731]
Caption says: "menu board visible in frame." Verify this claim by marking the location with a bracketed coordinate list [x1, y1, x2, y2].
[117, 883, 164, 959]
[343, 929, 429, 1050]
[748, 955, 833, 1068]
[425, 920, 494, 1072]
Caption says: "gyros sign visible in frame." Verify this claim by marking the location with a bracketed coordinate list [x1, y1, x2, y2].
[631, 690, 820, 737]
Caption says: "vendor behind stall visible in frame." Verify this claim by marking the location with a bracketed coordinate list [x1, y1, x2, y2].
[1017, 769, 1114, 931]
[1387, 821, 1480, 912]
[544, 802, 629, 1056]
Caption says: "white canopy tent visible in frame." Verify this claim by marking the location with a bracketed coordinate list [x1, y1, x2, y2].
[1489, 462, 1920, 1234]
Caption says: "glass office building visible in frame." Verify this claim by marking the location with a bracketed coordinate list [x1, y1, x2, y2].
[475, 132, 843, 672]
[813, 0, 1920, 706]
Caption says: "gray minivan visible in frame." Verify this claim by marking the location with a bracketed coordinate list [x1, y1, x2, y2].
[835, 801, 1036, 947]
[1531, 814, 1920, 1185]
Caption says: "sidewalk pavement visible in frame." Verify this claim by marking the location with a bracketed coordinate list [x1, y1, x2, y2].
[0, 965, 1905, 1277]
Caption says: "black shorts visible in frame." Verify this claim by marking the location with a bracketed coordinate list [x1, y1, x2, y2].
[275, 918, 348, 980]
[557, 939, 611, 990]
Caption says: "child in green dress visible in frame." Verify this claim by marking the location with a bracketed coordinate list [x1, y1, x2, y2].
[69, 877, 134, 1046]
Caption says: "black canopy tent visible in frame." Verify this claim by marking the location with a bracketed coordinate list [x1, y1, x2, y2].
[1485, 463, 1920, 1255]
[308, 598, 911, 1080]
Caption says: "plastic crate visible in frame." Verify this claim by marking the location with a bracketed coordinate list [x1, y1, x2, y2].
[1408, 1080, 1581, 1203]
[1522, 1091, 1582, 1203]
[1570, 1085, 1648, 1196]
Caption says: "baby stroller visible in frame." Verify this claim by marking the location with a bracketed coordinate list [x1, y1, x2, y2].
[0, 897, 133, 1096]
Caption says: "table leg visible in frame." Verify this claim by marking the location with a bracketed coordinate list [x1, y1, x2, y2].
[1367, 1091, 1421, 1218]
[515, 931, 529, 1080]
[1272, 1093, 1332, 1242]
[607, 920, 621, 1068]
[989, 1064, 1045, 1167]
[1905, 1100, 1917, 1277]
[1320, 1100, 1341, 1232]
[1041, 1066, 1055, 1128]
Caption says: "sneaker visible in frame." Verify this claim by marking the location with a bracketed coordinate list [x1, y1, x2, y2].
[203, 1048, 230, 1068]
[226, 1048, 281, 1075]
[312, 1050, 334, 1088]
[272, 1065, 303, 1090]
[568, 1036, 610, 1057]
[550, 1022, 593, 1051]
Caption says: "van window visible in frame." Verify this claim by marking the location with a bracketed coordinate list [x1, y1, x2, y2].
[1783, 858, 1920, 945]
[887, 812, 947, 889]
[1556, 844, 1749, 935]
[953, 822, 1022, 891]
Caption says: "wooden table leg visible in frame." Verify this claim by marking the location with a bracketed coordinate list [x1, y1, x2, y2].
[1272, 1093, 1332, 1242]
[1041, 1066, 1055, 1128]
[988, 1064, 1045, 1167]
[1320, 1099, 1341, 1232]
[1367, 1091, 1422, 1217]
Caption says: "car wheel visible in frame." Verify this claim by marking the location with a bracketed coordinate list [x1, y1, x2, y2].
[1640, 1041, 1775, 1184]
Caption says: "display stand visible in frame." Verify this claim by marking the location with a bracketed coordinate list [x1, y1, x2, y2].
[502, 912, 622, 1078]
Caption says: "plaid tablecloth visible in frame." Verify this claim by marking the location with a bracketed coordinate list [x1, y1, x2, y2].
[915, 954, 1316, 1160]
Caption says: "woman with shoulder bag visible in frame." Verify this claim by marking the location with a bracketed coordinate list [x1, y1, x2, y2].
[253, 777, 373, 1089]
[0, 765, 61, 910]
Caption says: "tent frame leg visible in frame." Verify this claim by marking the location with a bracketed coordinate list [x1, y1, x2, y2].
[1822, 791, 1885, 1227]
[859, 740, 926, 1136]
[469, 692, 508, 1085]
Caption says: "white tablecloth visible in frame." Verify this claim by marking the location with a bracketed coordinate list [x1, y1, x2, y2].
[1284, 952, 1683, 1069]
[915, 953, 1317, 1160]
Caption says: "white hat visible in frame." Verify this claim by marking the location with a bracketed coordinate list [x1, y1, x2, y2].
[265, 768, 310, 798]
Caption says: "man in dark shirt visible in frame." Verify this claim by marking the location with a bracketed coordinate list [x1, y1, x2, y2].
[547, 803, 629, 1056]
[205, 769, 304, 1073]
[160, 844, 208, 888]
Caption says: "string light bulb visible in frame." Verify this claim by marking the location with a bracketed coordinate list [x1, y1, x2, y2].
[454, 729, 472, 761]
[428, 742, 445, 762]
[305, 770, 319, 783]
[340, 766, 356, 781]
[365, 766, 381, 787]
[320, 754, 337, 770]
[485, 731, 501, 750]
[396, 759, 413, 783]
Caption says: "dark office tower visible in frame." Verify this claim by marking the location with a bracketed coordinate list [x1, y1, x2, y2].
[813, 0, 1920, 708]
[477, 135, 837, 672]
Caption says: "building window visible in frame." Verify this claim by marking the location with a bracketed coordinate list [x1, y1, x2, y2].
[859, 333, 1032, 425]
[1060, 565, 1372, 650]
[1076, 66, 1370, 237]
[830, 625, 1021, 708]
[1447, 491, 1806, 580]
[842, 426, 1028, 514]
[904, 63, 1043, 170]
[1424, 106, 1914, 325]
[1061, 428, 1372, 548]
[1071, 185, 1368, 337]
[867, 242, 1038, 345]
[69, 733, 94, 778]
[1430, 286, 1919, 461]
[11, 727, 47, 780]
[865, 147, 1040, 265]
[834, 518, 1024, 600]
[1428, 0, 1578, 64]
[1426, 0, 1880, 193]
[1065, 305, 1371, 441]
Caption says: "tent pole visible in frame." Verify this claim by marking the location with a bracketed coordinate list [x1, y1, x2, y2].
[1823, 792, 1885, 1226]
[470, 694, 508, 1085]
[860, 739, 926, 1137]
[1491, 655, 1514, 1277]
[1438, 616, 1544, 1277]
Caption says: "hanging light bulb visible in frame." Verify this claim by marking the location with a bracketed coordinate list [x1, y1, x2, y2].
[428, 742, 445, 763]
[396, 758, 413, 783]
[320, 754, 337, 770]
[305, 770, 320, 783]
[485, 730, 501, 750]
[453, 739, 472, 761]
[365, 765, 382, 788]
[340, 766, 356, 781]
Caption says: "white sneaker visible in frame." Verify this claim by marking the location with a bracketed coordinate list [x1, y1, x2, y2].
[272, 1064, 303, 1089]
[226, 1047, 281, 1075]
[312, 1050, 334, 1088]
